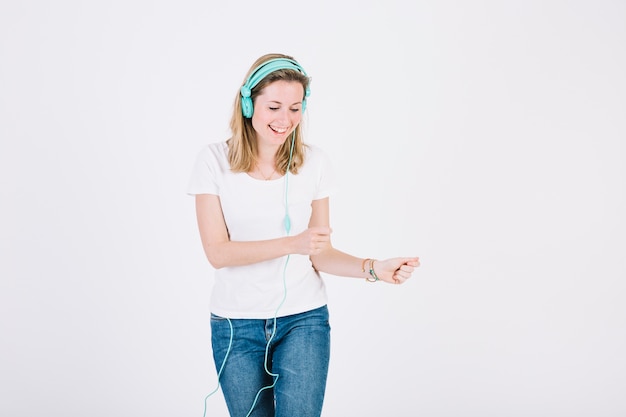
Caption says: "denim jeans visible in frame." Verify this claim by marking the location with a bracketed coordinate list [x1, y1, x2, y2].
[211, 305, 331, 417]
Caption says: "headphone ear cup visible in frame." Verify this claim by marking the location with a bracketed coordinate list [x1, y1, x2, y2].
[241, 96, 253, 118]
[240, 85, 254, 118]
[302, 86, 310, 114]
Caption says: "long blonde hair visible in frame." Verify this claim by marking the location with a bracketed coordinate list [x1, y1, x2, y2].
[227, 53, 310, 175]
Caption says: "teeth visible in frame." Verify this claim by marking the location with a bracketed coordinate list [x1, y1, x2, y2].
[270, 125, 288, 133]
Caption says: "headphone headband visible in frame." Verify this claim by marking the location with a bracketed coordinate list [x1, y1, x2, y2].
[240, 58, 310, 118]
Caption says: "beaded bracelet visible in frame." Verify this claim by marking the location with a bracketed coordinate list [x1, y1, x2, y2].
[366, 258, 380, 282]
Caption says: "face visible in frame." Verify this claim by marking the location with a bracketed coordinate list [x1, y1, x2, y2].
[251, 80, 304, 148]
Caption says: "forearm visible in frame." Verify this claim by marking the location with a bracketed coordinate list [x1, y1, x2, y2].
[310, 248, 369, 279]
[204, 237, 295, 269]
[312, 248, 420, 284]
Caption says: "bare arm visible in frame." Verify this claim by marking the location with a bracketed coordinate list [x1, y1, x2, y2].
[195, 194, 332, 269]
[309, 198, 420, 284]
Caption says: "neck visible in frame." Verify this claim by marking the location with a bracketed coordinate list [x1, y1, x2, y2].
[256, 152, 276, 166]
[255, 141, 279, 166]
[252, 150, 278, 180]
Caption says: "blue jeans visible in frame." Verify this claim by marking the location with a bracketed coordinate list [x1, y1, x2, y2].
[211, 305, 331, 417]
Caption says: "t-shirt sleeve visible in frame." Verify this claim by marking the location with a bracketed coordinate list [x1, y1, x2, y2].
[313, 147, 336, 200]
[187, 146, 220, 195]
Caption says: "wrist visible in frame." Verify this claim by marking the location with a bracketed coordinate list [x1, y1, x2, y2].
[361, 258, 370, 274]
[363, 258, 379, 282]
[284, 235, 298, 255]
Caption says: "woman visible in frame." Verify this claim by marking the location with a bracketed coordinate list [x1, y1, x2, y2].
[188, 53, 420, 417]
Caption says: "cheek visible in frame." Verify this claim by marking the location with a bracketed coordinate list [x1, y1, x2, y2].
[251, 111, 267, 129]
[291, 111, 303, 124]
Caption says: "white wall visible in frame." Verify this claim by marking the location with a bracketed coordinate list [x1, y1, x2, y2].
[1, 1, 624, 416]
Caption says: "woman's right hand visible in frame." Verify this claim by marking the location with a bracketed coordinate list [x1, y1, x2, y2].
[292, 226, 332, 255]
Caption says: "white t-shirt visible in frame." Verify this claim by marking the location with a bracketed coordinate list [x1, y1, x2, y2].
[187, 141, 335, 319]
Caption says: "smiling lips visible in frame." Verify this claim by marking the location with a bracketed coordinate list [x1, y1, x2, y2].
[270, 125, 289, 134]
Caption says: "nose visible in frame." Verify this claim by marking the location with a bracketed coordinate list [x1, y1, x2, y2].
[276, 108, 297, 125]
[282, 107, 294, 121]
[277, 108, 288, 121]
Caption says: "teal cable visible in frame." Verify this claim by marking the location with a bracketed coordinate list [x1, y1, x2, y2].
[245, 132, 296, 416]
[202, 317, 233, 417]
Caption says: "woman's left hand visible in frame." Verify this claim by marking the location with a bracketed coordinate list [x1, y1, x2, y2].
[373, 257, 420, 284]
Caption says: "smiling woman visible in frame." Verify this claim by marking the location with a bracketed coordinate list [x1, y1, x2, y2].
[228, 54, 311, 179]
[187, 53, 420, 417]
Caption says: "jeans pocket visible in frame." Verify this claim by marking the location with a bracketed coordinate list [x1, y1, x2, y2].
[210, 313, 228, 322]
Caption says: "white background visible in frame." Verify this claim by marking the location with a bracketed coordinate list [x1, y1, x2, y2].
[1, 1, 625, 416]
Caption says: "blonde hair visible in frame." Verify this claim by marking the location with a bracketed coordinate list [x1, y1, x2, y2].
[227, 53, 310, 175]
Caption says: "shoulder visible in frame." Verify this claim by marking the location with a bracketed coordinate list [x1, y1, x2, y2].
[304, 144, 332, 166]
[191, 141, 231, 177]
[188, 141, 230, 195]
[302, 144, 336, 197]
[194, 141, 230, 169]
[301, 144, 336, 189]
[197, 141, 228, 161]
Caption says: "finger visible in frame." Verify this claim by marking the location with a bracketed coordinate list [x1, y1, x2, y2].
[395, 271, 410, 280]
[311, 226, 332, 235]
[395, 269, 413, 280]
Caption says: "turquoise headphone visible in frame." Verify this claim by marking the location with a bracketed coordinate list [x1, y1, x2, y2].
[240, 58, 310, 118]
